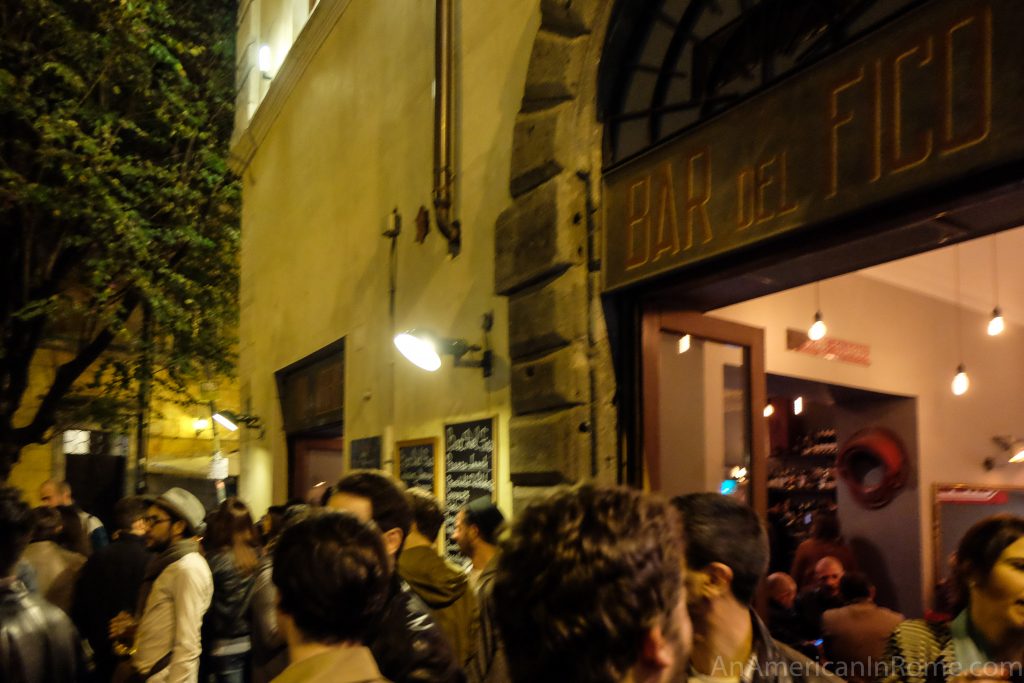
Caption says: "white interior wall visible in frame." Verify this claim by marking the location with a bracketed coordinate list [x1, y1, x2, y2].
[713, 273, 1024, 608]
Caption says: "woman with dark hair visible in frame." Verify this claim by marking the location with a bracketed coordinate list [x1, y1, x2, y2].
[203, 497, 261, 682]
[19, 506, 86, 614]
[56, 504, 89, 556]
[884, 514, 1024, 683]
[790, 509, 859, 590]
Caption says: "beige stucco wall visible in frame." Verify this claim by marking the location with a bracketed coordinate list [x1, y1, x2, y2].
[8, 346, 237, 506]
[714, 272, 1024, 610]
[236, 1, 540, 514]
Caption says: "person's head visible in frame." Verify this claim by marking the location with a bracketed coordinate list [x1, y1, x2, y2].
[207, 497, 260, 574]
[766, 572, 798, 609]
[39, 479, 72, 508]
[329, 471, 411, 560]
[57, 504, 89, 555]
[954, 514, 1024, 635]
[273, 510, 390, 647]
[810, 510, 841, 541]
[0, 488, 35, 576]
[671, 493, 768, 614]
[31, 506, 63, 542]
[839, 572, 874, 602]
[814, 556, 845, 597]
[114, 497, 149, 537]
[453, 496, 504, 557]
[260, 504, 288, 543]
[493, 484, 690, 683]
[406, 487, 445, 542]
[145, 487, 207, 552]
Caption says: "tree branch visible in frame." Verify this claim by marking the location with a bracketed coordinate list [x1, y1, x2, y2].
[10, 288, 143, 447]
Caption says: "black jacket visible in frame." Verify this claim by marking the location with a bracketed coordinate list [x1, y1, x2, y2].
[744, 611, 843, 683]
[1, 578, 83, 682]
[368, 575, 465, 683]
[205, 550, 256, 641]
[71, 533, 151, 679]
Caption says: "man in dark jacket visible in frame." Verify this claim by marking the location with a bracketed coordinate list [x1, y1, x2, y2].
[796, 556, 848, 641]
[72, 496, 152, 682]
[398, 487, 476, 666]
[328, 471, 463, 683]
[672, 494, 841, 683]
[0, 485, 83, 682]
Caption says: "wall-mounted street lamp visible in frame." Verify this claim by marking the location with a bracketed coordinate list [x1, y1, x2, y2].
[394, 313, 493, 378]
[213, 410, 264, 437]
[258, 44, 273, 79]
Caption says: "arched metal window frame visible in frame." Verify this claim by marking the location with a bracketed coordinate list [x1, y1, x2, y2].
[597, 0, 930, 171]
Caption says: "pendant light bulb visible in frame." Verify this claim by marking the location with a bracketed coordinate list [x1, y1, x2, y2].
[808, 312, 827, 341]
[951, 364, 969, 396]
[987, 307, 1005, 336]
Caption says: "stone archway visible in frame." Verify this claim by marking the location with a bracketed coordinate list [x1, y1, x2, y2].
[494, 0, 620, 506]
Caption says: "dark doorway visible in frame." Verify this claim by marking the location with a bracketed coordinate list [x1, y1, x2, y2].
[65, 453, 125, 529]
[290, 437, 344, 500]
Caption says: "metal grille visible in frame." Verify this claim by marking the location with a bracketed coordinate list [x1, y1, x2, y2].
[598, 0, 926, 168]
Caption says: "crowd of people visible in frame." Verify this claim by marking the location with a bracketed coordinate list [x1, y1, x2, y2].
[1, 472, 1023, 683]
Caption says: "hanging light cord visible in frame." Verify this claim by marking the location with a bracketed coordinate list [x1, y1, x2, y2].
[815, 281, 821, 312]
[991, 235, 1000, 306]
[955, 245, 963, 361]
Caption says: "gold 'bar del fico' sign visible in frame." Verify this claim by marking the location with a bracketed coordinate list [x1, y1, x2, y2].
[602, 0, 1020, 292]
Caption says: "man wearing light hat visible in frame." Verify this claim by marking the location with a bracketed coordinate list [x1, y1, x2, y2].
[110, 487, 213, 683]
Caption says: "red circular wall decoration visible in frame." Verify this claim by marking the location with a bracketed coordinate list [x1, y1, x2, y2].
[837, 427, 909, 509]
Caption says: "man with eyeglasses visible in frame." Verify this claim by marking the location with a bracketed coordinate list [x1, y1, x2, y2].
[73, 496, 153, 682]
[109, 487, 213, 683]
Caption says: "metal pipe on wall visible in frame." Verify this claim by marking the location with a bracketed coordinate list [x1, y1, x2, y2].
[433, 0, 460, 256]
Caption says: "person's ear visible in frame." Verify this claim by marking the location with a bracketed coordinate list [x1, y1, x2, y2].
[382, 527, 404, 556]
[172, 519, 187, 538]
[640, 622, 673, 669]
[703, 562, 735, 598]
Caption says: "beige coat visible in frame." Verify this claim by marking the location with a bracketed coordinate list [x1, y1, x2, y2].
[20, 540, 86, 614]
[822, 600, 904, 682]
[272, 645, 389, 683]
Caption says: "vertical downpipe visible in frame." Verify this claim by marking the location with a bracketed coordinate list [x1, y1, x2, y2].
[433, 0, 455, 241]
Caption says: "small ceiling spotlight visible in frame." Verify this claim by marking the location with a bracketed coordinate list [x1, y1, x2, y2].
[997, 436, 1024, 463]
[808, 282, 827, 341]
[987, 237, 1005, 336]
[951, 246, 969, 397]
[394, 313, 493, 378]
[988, 307, 1005, 337]
[793, 396, 804, 415]
[984, 436, 1024, 470]
[678, 334, 691, 354]
[951, 363, 969, 397]
[763, 403, 775, 418]
[808, 311, 827, 341]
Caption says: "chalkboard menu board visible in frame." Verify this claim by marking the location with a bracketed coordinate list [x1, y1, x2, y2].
[395, 438, 439, 495]
[444, 417, 496, 560]
[349, 436, 382, 470]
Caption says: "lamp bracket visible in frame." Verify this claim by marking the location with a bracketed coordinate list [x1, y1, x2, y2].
[453, 349, 492, 377]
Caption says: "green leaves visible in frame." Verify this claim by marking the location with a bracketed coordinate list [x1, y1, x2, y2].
[0, 0, 241, 473]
